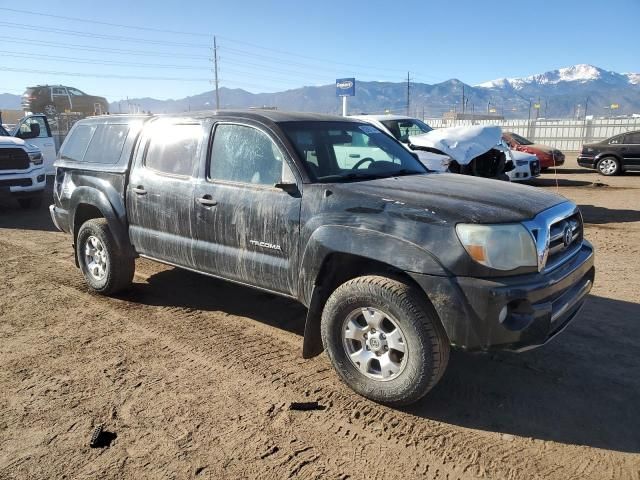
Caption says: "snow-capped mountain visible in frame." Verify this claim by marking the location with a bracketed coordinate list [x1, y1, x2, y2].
[476, 64, 638, 90]
[2, 64, 639, 119]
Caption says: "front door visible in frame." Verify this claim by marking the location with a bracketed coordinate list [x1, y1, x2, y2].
[193, 121, 302, 296]
[13, 115, 57, 174]
[127, 119, 205, 268]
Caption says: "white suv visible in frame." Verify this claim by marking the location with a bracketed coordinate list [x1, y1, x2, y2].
[0, 124, 46, 208]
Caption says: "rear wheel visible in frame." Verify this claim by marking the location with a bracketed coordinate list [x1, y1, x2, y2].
[597, 157, 620, 176]
[321, 275, 449, 406]
[76, 218, 134, 295]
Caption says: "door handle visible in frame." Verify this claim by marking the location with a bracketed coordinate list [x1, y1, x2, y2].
[196, 195, 218, 207]
[349, 154, 361, 158]
[132, 186, 147, 195]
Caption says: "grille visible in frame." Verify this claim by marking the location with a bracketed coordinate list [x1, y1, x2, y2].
[546, 212, 582, 270]
[0, 178, 32, 187]
[0, 148, 30, 171]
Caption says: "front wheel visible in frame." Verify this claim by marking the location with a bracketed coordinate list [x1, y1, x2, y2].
[76, 218, 134, 295]
[321, 275, 450, 406]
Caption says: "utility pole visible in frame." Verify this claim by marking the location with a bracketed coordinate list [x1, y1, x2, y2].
[213, 36, 220, 110]
[406, 72, 410, 116]
[461, 84, 466, 115]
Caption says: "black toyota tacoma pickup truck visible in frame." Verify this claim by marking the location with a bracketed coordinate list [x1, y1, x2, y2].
[50, 111, 594, 405]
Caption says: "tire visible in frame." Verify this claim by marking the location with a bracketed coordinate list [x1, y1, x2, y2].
[17, 195, 42, 209]
[321, 275, 450, 406]
[597, 156, 620, 176]
[76, 218, 134, 295]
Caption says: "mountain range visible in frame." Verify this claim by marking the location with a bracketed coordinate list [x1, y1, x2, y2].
[1, 64, 638, 119]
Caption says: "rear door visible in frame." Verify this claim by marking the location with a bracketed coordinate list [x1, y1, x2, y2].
[192, 120, 302, 295]
[127, 119, 205, 268]
[621, 132, 640, 169]
[51, 87, 71, 114]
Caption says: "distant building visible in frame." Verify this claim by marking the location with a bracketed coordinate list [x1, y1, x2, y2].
[443, 112, 504, 121]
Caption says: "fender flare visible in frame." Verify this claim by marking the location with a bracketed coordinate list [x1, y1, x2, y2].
[69, 185, 130, 252]
[300, 225, 447, 358]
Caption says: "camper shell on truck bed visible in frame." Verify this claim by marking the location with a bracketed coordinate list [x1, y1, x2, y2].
[50, 110, 595, 406]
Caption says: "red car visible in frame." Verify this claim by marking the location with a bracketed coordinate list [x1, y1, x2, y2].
[503, 132, 565, 171]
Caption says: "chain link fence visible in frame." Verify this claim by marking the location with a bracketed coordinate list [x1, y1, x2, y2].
[424, 117, 640, 151]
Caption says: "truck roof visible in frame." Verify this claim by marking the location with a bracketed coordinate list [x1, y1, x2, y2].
[158, 110, 362, 124]
[79, 110, 363, 126]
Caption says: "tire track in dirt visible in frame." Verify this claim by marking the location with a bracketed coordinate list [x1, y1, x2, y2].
[0, 231, 638, 479]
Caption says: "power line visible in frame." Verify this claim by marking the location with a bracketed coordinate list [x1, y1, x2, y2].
[0, 21, 211, 48]
[0, 9, 444, 82]
[0, 67, 211, 82]
[0, 51, 209, 70]
[0, 7, 213, 37]
[9, 37, 211, 59]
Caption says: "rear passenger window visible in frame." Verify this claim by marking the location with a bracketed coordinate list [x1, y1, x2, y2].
[83, 124, 129, 164]
[209, 124, 283, 185]
[623, 132, 640, 144]
[145, 124, 202, 176]
[60, 124, 97, 161]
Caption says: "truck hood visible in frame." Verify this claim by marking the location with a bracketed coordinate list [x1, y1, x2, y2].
[338, 173, 566, 224]
[408, 125, 503, 165]
[0, 136, 40, 152]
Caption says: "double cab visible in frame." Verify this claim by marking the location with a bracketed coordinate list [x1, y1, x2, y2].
[50, 111, 595, 405]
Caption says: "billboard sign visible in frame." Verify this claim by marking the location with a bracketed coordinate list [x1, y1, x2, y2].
[336, 78, 355, 97]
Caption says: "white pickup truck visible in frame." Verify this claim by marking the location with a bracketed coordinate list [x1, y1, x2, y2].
[0, 115, 56, 208]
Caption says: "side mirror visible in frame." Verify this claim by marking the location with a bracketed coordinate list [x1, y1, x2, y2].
[16, 129, 38, 140]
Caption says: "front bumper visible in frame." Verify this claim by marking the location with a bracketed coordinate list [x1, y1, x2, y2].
[410, 240, 594, 351]
[0, 167, 47, 197]
[577, 155, 596, 169]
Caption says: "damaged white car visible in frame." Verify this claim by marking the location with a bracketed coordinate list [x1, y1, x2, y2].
[353, 115, 539, 182]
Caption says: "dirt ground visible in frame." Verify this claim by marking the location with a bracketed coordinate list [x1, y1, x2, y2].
[1, 156, 639, 480]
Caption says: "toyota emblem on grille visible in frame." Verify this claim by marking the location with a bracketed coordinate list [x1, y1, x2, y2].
[563, 225, 573, 248]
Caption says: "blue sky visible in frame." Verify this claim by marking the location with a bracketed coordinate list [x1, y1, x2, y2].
[0, 0, 638, 101]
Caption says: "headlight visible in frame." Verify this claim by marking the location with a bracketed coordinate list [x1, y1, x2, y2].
[455, 223, 537, 271]
[28, 152, 43, 165]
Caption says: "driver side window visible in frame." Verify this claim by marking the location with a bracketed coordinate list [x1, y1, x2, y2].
[209, 124, 284, 186]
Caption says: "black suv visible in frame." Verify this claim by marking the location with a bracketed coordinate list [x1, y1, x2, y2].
[50, 111, 594, 405]
[578, 130, 640, 175]
[22, 85, 109, 118]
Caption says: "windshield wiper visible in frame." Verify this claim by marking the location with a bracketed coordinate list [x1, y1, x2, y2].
[318, 172, 387, 183]
[390, 169, 423, 177]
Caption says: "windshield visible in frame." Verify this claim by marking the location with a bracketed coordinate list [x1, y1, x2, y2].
[280, 121, 426, 182]
[0, 125, 9, 136]
[508, 132, 534, 145]
[381, 119, 433, 143]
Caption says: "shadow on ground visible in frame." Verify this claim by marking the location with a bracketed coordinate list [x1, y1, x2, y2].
[0, 181, 57, 232]
[124, 267, 640, 453]
[122, 266, 307, 336]
[579, 204, 640, 224]
[528, 177, 605, 187]
[408, 294, 640, 453]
